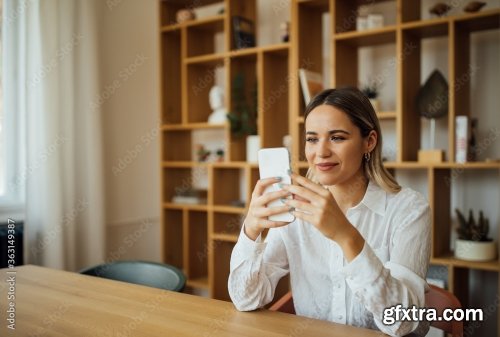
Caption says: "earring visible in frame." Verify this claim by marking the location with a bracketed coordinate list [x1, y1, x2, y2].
[364, 152, 371, 162]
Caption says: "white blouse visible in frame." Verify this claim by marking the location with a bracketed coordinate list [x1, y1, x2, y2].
[228, 181, 431, 337]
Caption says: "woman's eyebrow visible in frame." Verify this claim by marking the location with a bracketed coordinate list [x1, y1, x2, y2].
[305, 129, 351, 135]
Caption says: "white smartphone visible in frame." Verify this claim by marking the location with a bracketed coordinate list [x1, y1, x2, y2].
[258, 147, 295, 223]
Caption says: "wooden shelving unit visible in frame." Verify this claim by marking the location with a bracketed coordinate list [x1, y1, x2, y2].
[159, 0, 291, 304]
[159, 0, 499, 334]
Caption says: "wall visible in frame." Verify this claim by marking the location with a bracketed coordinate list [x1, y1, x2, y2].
[97, 0, 161, 262]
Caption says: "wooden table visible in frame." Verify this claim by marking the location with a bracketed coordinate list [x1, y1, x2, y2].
[0, 265, 386, 336]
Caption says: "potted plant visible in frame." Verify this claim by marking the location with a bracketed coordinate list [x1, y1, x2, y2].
[361, 81, 380, 112]
[455, 209, 497, 261]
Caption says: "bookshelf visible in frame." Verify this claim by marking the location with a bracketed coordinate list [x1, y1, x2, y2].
[159, 0, 500, 334]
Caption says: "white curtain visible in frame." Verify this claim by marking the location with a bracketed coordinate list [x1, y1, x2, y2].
[4, 0, 105, 271]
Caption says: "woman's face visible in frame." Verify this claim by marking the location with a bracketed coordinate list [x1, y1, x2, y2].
[305, 104, 374, 187]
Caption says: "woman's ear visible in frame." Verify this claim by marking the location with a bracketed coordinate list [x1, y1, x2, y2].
[365, 130, 378, 153]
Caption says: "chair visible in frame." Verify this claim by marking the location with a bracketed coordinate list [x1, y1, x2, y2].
[269, 291, 295, 314]
[426, 284, 463, 337]
[270, 285, 463, 337]
[79, 260, 186, 292]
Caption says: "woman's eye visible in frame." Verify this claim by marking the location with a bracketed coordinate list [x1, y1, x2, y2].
[330, 136, 345, 142]
[305, 137, 318, 143]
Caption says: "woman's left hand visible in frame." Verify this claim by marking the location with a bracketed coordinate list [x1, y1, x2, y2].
[281, 173, 365, 260]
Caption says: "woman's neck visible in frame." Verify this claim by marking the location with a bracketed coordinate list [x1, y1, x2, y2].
[328, 173, 369, 214]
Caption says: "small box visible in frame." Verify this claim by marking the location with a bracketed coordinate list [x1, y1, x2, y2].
[367, 14, 384, 29]
[356, 17, 368, 31]
[418, 149, 444, 163]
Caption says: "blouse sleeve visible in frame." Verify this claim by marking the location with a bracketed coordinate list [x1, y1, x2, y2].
[341, 190, 431, 336]
[228, 226, 289, 311]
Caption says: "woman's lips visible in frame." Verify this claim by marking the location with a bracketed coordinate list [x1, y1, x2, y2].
[316, 163, 338, 171]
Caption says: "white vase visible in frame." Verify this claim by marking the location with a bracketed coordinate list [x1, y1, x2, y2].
[455, 239, 497, 262]
[246, 135, 261, 163]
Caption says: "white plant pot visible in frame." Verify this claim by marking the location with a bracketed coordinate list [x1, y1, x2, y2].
[246, 135, 261, 163]
[369, 98, 380, 112]
[455, 239, 497, 262]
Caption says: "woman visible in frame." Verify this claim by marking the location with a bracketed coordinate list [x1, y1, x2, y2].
[228, 87, 431, 336]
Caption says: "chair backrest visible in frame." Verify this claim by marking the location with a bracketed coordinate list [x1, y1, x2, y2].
[425, 284, 463, 337]
[269, 291, 295, 314]
[79, 261, 186, 292]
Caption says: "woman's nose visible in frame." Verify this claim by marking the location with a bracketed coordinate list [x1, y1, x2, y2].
[317, 139, 331, 158]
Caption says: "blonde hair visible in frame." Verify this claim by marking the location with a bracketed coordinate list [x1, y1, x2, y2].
[304, 87, 401, 194]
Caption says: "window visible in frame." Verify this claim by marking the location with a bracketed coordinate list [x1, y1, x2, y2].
[0, 0, 4, 197]
[0, 0, 23, 212]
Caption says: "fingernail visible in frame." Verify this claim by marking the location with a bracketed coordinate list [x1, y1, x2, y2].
[275, 176, 282, 181]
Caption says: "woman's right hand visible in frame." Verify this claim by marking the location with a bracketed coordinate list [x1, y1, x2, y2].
[243, 177, 292, 241]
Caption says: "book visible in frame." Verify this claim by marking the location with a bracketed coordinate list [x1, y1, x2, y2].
[455, 116, 469, 163]
[298, 68, 324, 105]
[232, 16, 255, 49]
[171, 196, 207, 205]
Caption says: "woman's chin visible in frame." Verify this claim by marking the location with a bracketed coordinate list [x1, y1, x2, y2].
[315, 173, 339, 186]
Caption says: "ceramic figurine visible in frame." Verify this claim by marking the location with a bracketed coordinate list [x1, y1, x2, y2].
[176, 9, 196, 24]
[464, 1, 486, 12]
[429, 3, 451, 16]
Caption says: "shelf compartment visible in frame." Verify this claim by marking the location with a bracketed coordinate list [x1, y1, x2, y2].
[260, 49, 290, 149]
[211, 167, 247, 207]
[399, 27, 450, 162]
[333, 0, 396, 34]
[401, 1, 500, 25]
[212, 212, 244, 237]
[429, 169, 452, 259]
[163, 166, 209, 205]
[162, 209, 183, 269]
[227, 53, 258, 161]
[186, 59, 227, 123]
[210, 240, 235, 301]
[228, 0, 257, 52]
[159, 0, 223, 27]
[161, 30, 182, 124]
[185, 210, 208, 279]
[162, 130, 192, 161]
[187, 16, 224, 58]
